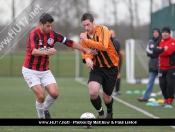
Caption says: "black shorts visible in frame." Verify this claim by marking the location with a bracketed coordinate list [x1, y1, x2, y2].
[88, 66, 118, 96]
[119, 55, 122, 72]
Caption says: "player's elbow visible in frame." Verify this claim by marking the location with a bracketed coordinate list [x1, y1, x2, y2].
[101, 45, 108, 51]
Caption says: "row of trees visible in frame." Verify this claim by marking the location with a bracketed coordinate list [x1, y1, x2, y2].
[0, 0, 174, 50]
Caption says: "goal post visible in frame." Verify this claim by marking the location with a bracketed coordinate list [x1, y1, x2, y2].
[125, 39, 159, 84]
[125, 39, 135, 84]
[73, 35, 88, 82]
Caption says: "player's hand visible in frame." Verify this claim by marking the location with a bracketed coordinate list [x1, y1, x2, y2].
[47, 48, 57, 55]
[85, 58, 94, 69]
[80, 33, 87, 42]
[156, 46, 163, 49]
[117, 73, 120, 80]
[83, 48, 97, 55]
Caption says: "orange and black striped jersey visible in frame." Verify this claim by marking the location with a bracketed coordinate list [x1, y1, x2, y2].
[81, 26, 119, 68]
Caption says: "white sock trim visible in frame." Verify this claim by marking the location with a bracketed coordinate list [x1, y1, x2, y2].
[97, 107, 102, 112]
[36, 101, 44, 118]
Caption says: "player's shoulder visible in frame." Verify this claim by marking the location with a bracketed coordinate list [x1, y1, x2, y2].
[82, 31, 87, 34]
[148, 39, 154, 44]
[30, 28, 37, 34]
[96, 25, 108, 30]
[29, 28, 39, 38]
[95, 26, 109, 35]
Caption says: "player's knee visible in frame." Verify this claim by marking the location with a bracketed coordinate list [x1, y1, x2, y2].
[90, 94, 98, 99]
[37, 94, 45, 103]
[89, 92, 98, 99]
[49, 90, 59, 99]
[89, 91, 98, 99]
[103, 95, 111, 103]
[51, 92, 59, 99]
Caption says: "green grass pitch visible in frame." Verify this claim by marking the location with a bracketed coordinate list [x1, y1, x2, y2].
[0, 77, 175, 132]
[0, 51, 175, 131]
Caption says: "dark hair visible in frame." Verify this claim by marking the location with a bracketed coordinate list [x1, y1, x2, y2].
[152, 28, 162, 41]
[81, 13, 94, 22]
[39, 13, 54, 24]
[162, 26, 171, 34]
[152, 28, 160, 33]
[152, 28, 161, 36]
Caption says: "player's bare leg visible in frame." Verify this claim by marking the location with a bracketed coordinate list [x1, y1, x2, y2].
[32, 84, 45, 119]
[88, 81, 105, 118]
[44, 83, 59, 118]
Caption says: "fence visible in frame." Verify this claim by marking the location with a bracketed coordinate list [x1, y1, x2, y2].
[150, 4, 175, 38]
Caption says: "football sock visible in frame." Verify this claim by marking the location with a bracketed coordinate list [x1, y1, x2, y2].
[44, 94, 56, 110]
[105, 97, 113, 114]
[164, 99, 168, 103]
[90, 95, 104, 116]
[168, 98, 173, 104]
[36, 101, 44, 118]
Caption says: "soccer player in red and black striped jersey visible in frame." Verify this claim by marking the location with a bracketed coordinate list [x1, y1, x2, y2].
[80, 13, 119, 119]
[22, 13, 97, 119]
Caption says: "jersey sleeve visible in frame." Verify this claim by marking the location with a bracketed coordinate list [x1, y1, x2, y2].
[146, 40, 158, 58]
[85, 26, 110, 51]
[159, 41, 175, 57]
[81, 39, 93, 63]
[53, 31, 74, 47]
[28, 32, 38, 52]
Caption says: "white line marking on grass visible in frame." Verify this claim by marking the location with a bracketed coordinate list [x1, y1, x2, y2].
[111, 94, 159, 118]
[75, 77, 175, 129]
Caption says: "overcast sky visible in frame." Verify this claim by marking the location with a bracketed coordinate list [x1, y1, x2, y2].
[89, 0, 151, 25]
[0, 0, 175, 26]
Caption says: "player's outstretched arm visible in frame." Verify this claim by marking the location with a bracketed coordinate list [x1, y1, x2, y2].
[32, 48, 57, 56]
[53, 31, 97, 55]
[72, 42, 97, 55]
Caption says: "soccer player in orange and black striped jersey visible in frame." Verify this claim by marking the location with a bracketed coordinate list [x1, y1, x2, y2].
[80, 13, 119, 119]
[22, 13, 97, 119]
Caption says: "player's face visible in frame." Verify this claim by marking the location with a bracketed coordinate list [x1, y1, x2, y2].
[40, 22, 53, 33]
[153, 30, 159, 38]
[110, 30, 115, 38]
[81, 20, 94, 35]
[162, 32, 170, 40]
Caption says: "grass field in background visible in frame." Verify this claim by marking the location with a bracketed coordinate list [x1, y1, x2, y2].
[0, 51, 78, 77]
[0, 51, 174, 131]
[0, 77, 175, 132]
[0, 50, 149, 80]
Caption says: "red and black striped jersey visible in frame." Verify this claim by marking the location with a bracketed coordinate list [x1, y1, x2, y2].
[23, 28, 74, 71]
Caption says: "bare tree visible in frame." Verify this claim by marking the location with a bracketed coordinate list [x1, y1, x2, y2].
[50, 0, 87, 36]
[86, 0, 90, 13]
[111, 0, 122, 33]
[134, 0, 140, 39]
[12, 0, 15, 20]
[103, 0, 107, 24]
[169, 0, 172, 5]
[124, 0, 135, 39]
[112, 0, 118, 26]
